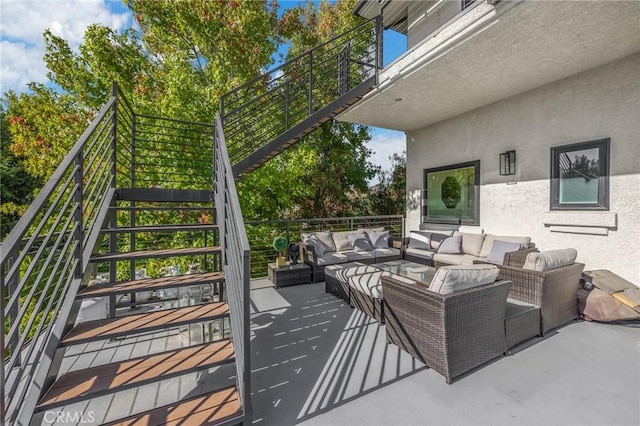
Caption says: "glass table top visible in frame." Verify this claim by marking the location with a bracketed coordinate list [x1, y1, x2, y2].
[373, 260, 436, 283]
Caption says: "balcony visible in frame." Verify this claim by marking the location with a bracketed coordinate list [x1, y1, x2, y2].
[44, 274, 638, 425]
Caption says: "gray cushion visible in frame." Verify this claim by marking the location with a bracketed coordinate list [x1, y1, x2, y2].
[304, 234, 326, 257]
[373, 247, 401, 261]
[523, 248, 577, 272]
[331, 263, 379, 281]
[429, 264, 500, 295]
[316, 252, 349, 266]
[366, 230, 389, 249]
[454, 231, 486, 257]
[479, 234, 531, 258]
[315, 231, 336, 253]
[486, 240, 523, 264]
[432, 253, 479, 265]
[436, 235, 462, 254]
[408, 231, 431, 250]
[348, 234, 373, 252]
[345, 250, 376, 262]
[348, 271, 385, 299]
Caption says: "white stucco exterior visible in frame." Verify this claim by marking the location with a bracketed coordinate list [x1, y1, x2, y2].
[405, 54, 640, 283]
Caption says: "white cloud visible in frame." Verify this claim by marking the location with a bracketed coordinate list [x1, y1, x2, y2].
[0, 0, 132, 93]
[367, 127, 406, 172]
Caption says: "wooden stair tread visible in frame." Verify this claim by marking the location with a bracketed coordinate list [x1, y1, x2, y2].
[60, 302, 229, 346]
[78, 272, 225, 298]
[37, 340, 234, 411]
[104, 386, 241, 426]
[100, 224, 218, 233]
[90, 246, 221, 262]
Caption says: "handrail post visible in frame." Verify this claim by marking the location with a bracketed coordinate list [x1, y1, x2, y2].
[74, 152, 84, 279]
[308, 51, 314, 115]
[111, 82, 118, 189]
[375, 15, 383, 79]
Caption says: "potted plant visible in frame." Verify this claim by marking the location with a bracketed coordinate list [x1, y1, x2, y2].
[273, 236, 288, 267]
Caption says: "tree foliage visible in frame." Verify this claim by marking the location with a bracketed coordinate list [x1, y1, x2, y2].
[0, 109, 43, 239]
[2, 0, 397, 241]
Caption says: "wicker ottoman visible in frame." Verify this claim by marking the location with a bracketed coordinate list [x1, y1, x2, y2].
[505, 298, 541, 349]
[325, 262, 379, 302]
[347, 271, 387, 324]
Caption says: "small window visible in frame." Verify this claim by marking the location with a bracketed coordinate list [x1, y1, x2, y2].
[550, 138, 610, 210]
[423, 160, 480, 225]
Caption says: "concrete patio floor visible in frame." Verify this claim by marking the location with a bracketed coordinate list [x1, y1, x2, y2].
[47, 279, 639, 425]
[250, 281, 639, 426]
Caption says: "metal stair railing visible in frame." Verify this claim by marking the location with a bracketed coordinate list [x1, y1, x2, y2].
[1, 91, 119, 425]
[1, 82, 251, 425]
[220, 16, 382, 177]
[213, 113, 251, 424]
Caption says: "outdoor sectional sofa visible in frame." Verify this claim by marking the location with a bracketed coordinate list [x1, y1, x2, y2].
[300, 228, 402, 282]
[404, 230, 535, 268]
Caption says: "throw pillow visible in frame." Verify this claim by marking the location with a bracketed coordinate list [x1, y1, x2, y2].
[486, 240, 523, 264]
[348, 234, 373, 252]
[523, 248, 577, 271]
[366, 230, 389, 249]
[408, 231, 431, 250]
[436, 235, 462, 254]
[304, 234, 326, 257]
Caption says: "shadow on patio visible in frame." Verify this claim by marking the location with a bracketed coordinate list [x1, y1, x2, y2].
[248, 282, 425, 425]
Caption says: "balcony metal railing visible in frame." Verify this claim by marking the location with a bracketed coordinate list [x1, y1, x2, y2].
[1, 90, 118, 424]
[245, 215, 404, 278]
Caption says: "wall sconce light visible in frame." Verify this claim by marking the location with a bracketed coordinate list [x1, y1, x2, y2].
[500, 150, 516, 175]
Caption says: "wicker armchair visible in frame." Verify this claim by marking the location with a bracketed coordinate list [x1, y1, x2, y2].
[382, 274, 511, 384]
[495, 251, 585, 335]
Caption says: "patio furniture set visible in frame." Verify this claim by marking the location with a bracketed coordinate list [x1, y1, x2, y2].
[297, 228, 585, 383]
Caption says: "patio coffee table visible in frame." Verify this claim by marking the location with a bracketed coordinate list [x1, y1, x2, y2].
[372, 259, 437, 282]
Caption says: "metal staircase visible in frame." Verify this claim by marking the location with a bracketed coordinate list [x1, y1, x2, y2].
[221, 17, 382, 178]
[1, 84, 250, 425]
[1, 17, 382, 425]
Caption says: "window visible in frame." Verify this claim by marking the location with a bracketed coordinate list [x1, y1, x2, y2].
[423, 160, 480, 225]
[551, 138, 610, 210]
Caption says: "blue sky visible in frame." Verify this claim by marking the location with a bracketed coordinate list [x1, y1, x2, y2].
[0, 0, 405, 175]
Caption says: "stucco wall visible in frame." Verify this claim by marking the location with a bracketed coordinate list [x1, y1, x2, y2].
[406, 53, 640, 283]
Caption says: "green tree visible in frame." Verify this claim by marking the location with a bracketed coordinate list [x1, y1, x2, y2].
[0, 109, 44, 239]
[238, 0, 378, 220]
[367, 152, 406, 216]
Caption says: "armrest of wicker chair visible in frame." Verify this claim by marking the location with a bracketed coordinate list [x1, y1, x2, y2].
[504, 248, 539, 267]
[300, 242, 324, 282]
[381, 274, 511, 384]
[495, 262, 585, 334]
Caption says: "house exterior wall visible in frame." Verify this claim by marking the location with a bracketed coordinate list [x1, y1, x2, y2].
[406, 53, 640, 283]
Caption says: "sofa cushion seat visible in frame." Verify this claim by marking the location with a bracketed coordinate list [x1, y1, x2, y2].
[348, 271, 387, 299]
[344, 250, 376, 263]
[373, 247, 401, 261]
[317, 252, 350, 266]
[429, 264, 500, 295]
[325, 262, 379, 281]
[433, 253, 481, 265]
